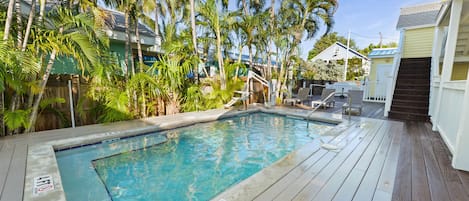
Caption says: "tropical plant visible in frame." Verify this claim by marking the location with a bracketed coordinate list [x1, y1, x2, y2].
[197, 0, 228, 89]
[26, 6, 109, 132]
[150, 55, 191, 114]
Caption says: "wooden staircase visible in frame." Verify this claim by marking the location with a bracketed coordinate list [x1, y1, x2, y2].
[388, 58, 431, 121]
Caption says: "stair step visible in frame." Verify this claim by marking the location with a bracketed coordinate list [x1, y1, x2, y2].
[396, 79, 430, 85]
[389, 57, 432, 122]
[393, 94, 429, 101]
[394, 89, 429, 95]
[401, 57, 432, 61]
[391, 105, 428, 114]
[394, 83, 430, 88]
[399, 66, 430, 71]
[401, 58, 432, 63]
[392, 99, 429, 107]
[397, 74, 430, 79]
[388, 111, 430, 121]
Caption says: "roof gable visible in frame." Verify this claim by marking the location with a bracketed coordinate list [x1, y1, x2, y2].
[105, 9, 156, 37]
[368, 48, 398, 58]
[311, 42, 368, 61]
[396, 2, 442, 29]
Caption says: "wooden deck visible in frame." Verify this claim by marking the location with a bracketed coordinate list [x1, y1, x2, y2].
[0, 102, 468, 201]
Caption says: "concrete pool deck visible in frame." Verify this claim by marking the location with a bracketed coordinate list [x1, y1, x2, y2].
[1, 105, 395, 201]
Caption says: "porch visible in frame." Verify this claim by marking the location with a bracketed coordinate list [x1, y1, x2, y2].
[276, 99, 469, 201]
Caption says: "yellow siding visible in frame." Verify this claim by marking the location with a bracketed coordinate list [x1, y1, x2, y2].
[403, 27, 435, 58]
[369, 58, 394, 95]
[369, 58, 394, 81]
[451, 62, 469, 80]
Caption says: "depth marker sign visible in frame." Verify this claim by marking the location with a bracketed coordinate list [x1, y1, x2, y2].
[33, 175, 54, 196]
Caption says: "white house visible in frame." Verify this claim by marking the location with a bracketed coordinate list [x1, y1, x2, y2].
[311, 42, 371, 75]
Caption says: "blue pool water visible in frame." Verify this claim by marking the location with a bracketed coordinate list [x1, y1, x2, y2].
[56, 113, 333, 201]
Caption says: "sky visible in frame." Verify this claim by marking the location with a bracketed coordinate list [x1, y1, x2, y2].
[299, 0, 438, 59]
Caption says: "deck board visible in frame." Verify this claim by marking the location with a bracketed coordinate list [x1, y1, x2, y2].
[424, 124, 469, 201]
[0, 144, 28, 201]
[269, 125, 368, 201]
[418, 122, 452, 201]
[351, 123, 394, 201]
[372, 122, 403, 201]
[253, 124, 361, 201]
[290, 121, 384, 200]
[410, 122, 431, 201]
[313, 122, 391, 201]
[0, 144, 15, 199]
[391, 122, 413, 201]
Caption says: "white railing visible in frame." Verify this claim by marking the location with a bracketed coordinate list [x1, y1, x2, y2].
[361, 81, 387, 103]
[325, 82, 360, 97]
[434, 81, 466, 154]
[384, 30, 405, 117]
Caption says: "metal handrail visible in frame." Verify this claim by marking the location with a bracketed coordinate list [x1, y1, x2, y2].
[306, 92, 336, 128]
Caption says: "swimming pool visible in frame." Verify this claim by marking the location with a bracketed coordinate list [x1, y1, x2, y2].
[56, 113, 334, 201]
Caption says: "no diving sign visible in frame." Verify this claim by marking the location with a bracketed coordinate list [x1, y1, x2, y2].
[33, 175, 54, 196]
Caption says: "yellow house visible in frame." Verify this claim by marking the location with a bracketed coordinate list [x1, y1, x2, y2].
[386, 2, 442, 120]
[385, 0, 469, 171]
[363, 48, 398, 102]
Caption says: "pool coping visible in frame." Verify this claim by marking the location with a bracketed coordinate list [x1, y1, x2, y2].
[23, 106, 344, 201]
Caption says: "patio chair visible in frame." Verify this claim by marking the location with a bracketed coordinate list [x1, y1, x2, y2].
[312, 88, 336, 109]
[284, 87, 310, 105]
[342, 90, 364, 115]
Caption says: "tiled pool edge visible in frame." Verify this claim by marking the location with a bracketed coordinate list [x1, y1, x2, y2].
[23, 107, 343, 201]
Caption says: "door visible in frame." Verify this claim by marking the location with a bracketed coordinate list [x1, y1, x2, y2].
[375, 64, 392, 98]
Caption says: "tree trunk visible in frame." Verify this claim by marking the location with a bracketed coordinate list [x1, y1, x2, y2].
[3, 0, 15, 41]
[134, 21, 146, 118]
[22, 0, 36, 51]
[26, 49, 58, 133]
[275, 51, 285, 99]
[0, 93, 4, 136]
[189, 0, 199, 82]
[15, 0, 22, 48]
[267, 0, 275, 81]
[135, 22, 144, 71]
[124, 11, 131, 78]
[235, 45, 243, 80]
[39, 0, 46, 24]
[215, 26, 226, 90]
[242, 0, 248, 15]
[248, 45, 253, 70]
[140, 83, 146, 118]
[154, 3, 161, 37]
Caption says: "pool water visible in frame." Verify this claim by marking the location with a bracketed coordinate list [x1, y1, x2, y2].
[56, 113, 333, 201]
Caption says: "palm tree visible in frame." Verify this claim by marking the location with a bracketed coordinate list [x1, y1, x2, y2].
[22, 0, 36, 51]
[150, 55, 190, 114]
[26, 6, 110, 132]
[3, 0, 15, 41]
[272, 0, 337, 101]
[235, 12, 265, 72]
[266, 0, 275, 80]
[189, 0, 200, 82]
[282, 0, 337, 49]
[198, 0, 229, 89]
